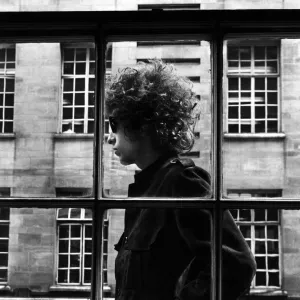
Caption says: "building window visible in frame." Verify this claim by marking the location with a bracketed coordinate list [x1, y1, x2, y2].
[228, 190, 281, 289]
[227, 44, 279, 134]
[55, 188, 109, 288]
[102, 210, 109, 287]
[104, 42, 112, 139]
[0, 188, 10, 284]
[61, 46, 95, 134]
[56, 207, 109, 288]
[62, 45, 112, 136]
[0, 46, 15, 134]
[56, 208, 92, 285]
[0, 208, 9, 284]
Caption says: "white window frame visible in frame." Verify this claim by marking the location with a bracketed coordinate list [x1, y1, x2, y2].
[61, 44, 95, 134]
[226, 42, 280, 134]
[0, 45, 15, 134]
[228, 190, 282, 291]
[56, 208, 92, 286]
[0, 206, 9, 285]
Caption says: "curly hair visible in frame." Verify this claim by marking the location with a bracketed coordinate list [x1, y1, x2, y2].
[105, 59, 200, 154]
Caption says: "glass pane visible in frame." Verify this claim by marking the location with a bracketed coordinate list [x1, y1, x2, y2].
[75, 78, 85, 91]
[0, 49, 5, 62]
[255, 226, 265, 238]
[268, 257, 279, 269]
[5, 94, 14, 106]
[0, 225, 8, 238]
[76, 48, 86, 61]
[0, 79, 4, 92]
[255, 46, 265, 60]
[228, 106, 238, 118]
[64, 48, 74, 61]
[241, 106, 251, 118]
[64, 78, 73, 91]
[256, 271, 267, 286]
[71, 225, 81, 238]
[70, 254, 80, 267]
[255, 106, 265, 118]
[241, 77, 251, 90]
[255, 78, 265, 90]
[75, 62, 86, 74]
[256, 256, 266, 269]
[222, 39, 300, 197]
[0, 206, 96, 293]
[0, 40, 95, 196]
[240, 47, 251, 60]
[229, 78, 238, 90]
[64, 62, 74, 75]
[70, 208, 81, 219]
[104, 38, 212, 198]
[58, 254, 68, 268]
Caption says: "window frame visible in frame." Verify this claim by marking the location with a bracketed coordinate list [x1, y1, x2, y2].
[0, 9, 300, 300]
[228, 190, 282, 290]
[0, 44, 15, 134]
[225, 40, 281, 134]
[56, 208, 93, 286]
[60, 44, 96, 134]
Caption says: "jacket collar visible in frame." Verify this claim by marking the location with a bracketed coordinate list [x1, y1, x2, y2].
[134, 151, 178, 185]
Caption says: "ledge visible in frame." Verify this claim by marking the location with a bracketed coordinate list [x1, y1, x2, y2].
[0, 285, 12, 291]
[49, 284, 111, 292]
[0, 133, 15, 140]
[224, 133, 286, 140]
[248, 288, 288, 296]
[53, 133, 94, 140]
[49, 285, 91, 292]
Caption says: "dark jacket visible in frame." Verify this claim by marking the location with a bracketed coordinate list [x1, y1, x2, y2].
[114, 153, 256, 300]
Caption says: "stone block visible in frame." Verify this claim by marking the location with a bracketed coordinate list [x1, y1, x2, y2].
[29, 272, 53, 287]
[29, 251, 54, 268]
[8, 251, 29, 268]
[9, 272, 30, 287]
[18, 233, 42, 246]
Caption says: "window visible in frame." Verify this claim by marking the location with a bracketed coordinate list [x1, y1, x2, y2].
[0, 208, 9, 283]
[61, 46, 95, 134]
[227, 44, 279, 134]
[0, 189, 9, 284]
[229, 190, 281, 289]
[104, 42, 112, 139]
[56, 208, 92, 285]
[0, 46, 15, 133]
[2, 9, 300, 300]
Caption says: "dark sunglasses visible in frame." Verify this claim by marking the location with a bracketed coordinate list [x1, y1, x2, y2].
[109, 116, 118, 133]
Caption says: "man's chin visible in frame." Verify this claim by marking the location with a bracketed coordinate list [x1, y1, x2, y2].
[120, 159, 133, 166]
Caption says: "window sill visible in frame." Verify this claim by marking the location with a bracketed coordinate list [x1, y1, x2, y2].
[54, 133, 94, 140]
[49, 285, 91, 292]
[248, 288, 288, 296]
[49, 284, 111, 292]
[224, 133, 286, 140]
[0, 285, 12, 291]
[0, 133, 15, 140]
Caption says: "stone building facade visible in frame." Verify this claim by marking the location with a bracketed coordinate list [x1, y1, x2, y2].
[0, 1, 300, 300]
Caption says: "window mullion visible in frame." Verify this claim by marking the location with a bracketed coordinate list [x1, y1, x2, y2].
[213, 21, 223, 300]
[91, 28, 106, 300]
[85, 49, 89, 133]
[81, 224, 84, 285]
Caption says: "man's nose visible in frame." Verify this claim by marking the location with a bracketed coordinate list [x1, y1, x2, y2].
[107, 132, 116, 145]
